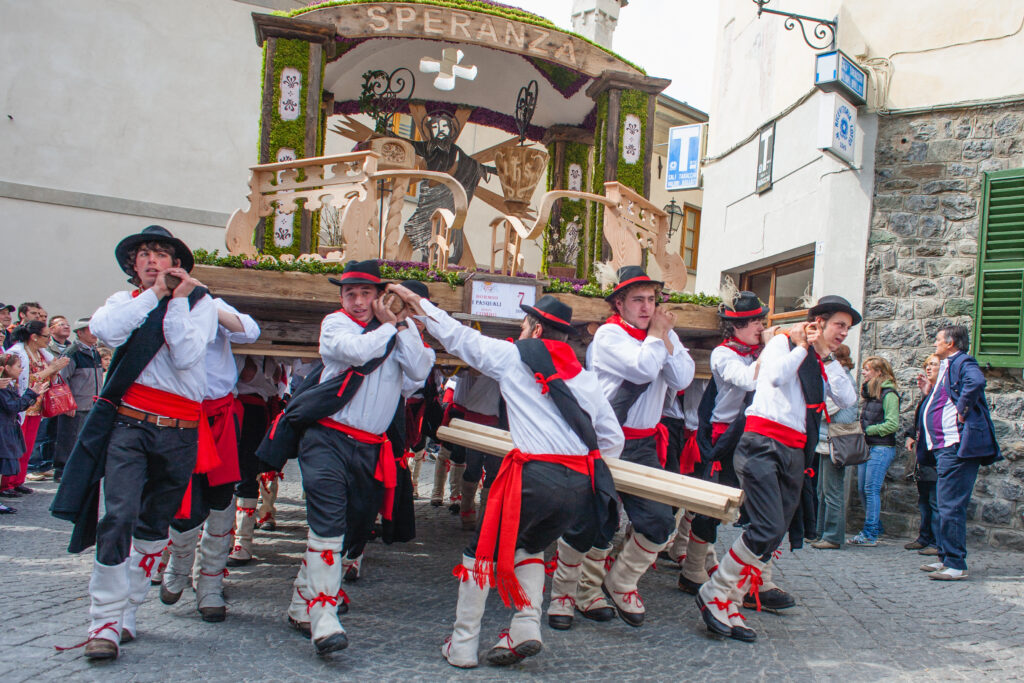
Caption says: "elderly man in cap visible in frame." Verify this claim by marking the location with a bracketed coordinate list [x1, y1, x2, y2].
[51, 225, 217, 660]
[261, 261, 432, 656]
[46, 318, 106, 483]
[559, 265, 694, 631]
[387, 284, 622, 668]
[696, 295, 858, 642]
[0, 303, 15, 349]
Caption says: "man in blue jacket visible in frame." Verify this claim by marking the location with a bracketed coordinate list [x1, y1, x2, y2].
[917, 325, 1001, 581]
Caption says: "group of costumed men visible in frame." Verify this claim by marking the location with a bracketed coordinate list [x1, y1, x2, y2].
[50, 224, 860, 666]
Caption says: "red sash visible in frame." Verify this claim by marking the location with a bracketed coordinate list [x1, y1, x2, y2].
[442, 402, 500, 428]
[622, 424, 669, 468]
[679, 428, 701, 475]
[122, 383, 220, 519]
[203, 393, 243, 487]
[475, 449, 598, 610]
[711, 421, 730, 445]
[744, 415, 807, 449]
[316, 417, 397, 519]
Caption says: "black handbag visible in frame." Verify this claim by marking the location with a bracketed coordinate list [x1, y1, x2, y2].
[827, 421, 869, 466]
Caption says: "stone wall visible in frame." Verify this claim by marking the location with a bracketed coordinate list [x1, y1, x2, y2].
[858, 101, 1024, 551]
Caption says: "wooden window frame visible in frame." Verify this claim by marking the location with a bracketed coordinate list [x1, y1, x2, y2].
[740, 253, 815, 326]
[678, 204, 701, 273]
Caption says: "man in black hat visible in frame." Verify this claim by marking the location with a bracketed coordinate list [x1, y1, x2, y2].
[288, 261, 432, 657]
[386, 284, 622, 669]
[565, 265, 694, 629]
[58, 225, 217, 660]
[678, 291, 798, 615]
[696, 295, 857, 643]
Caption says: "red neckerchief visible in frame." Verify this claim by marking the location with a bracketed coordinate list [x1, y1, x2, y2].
[131, 288, 143, 299]
[530, 340, 583, 395]
[605, 314, 646, 342]
[721, 337, 762, 359]
[336, 308, 369, 328]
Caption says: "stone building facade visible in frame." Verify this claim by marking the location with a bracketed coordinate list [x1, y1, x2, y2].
[858, 101, 1024, 551]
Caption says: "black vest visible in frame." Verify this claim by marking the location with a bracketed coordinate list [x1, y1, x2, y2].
[861, 385, 897, 446]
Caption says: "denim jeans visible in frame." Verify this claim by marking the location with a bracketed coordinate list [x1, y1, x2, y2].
[915, 479, 941, 548]
[816, 457, 846, 545]
[856, 445, 896, 541]
[935, 445, 979, 571]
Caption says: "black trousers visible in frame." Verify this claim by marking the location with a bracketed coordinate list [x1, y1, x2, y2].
[95, 416, 198, 565]
[235, 402, 268, 499]
[298, 423, 384, 539]
[171, 475, 235, 533]
[734, 431, 804, 559]
[467, 461, 597, 557]
[594, 435, 675, 548]
[463, 448, 502, 488]
[691, 433, 743, 544]
[661, 416, 686, 475]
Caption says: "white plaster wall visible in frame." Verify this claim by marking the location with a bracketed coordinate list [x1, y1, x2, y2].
[0, 198, 225, 324]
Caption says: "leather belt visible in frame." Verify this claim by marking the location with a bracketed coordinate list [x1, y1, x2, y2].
[117, 405, 199, 429]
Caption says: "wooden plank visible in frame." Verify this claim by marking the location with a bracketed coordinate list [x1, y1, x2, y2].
[232, 342, 320, 359]
[450, 419, 741, 505]
[439, 421, 742, 520]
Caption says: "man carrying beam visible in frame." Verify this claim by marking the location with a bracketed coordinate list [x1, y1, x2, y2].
[386, 284, 623, 669]
[569, 266, 695, 629]
[696, 296, 859, 642]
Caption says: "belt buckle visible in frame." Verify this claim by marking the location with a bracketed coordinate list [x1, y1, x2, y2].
[154, 415, 176, 428]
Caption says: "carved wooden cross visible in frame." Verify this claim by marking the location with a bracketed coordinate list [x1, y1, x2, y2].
[419, 48, 477, 91]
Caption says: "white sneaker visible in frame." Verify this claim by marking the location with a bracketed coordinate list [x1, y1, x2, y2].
[919, 561, 944, 573]
[929, 567, 968, 581]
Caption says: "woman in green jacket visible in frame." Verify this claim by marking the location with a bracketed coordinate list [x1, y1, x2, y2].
[849, 356, 900, 546]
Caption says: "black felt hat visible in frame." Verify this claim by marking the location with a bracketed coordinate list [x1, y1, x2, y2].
[114, 225, 194, 275]
[605, 265, 663, 302]
[328, 260, 386, 289]
[809, 295, 862, 327]
[399, 280, 431, 301]
[719, 291, 769, 320]
[521, 295, 577, 335]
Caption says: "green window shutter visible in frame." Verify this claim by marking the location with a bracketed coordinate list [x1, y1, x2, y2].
[973, 169, 1024, 367]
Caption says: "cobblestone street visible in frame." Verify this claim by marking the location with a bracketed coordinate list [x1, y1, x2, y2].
[2, 461, 1023, 682]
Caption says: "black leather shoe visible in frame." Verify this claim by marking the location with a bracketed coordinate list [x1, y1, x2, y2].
[199, 605, 226, 622]
[160, 584, 183, 605]
[547, 613, 573, 630]
[602, 585, 644, 628]
[314, 631, 349, 655]
[743, 588, 796, 611]
[487, 639, 542, 666]
[695, 593, 731, 638]
[658, 550, 683, 568]
[677, 573, 704, 595]
[575, 603, 614, 622]
[730, 624, 757, 642]
[0, 489, 21, 498]
[13, 485, 33, 494]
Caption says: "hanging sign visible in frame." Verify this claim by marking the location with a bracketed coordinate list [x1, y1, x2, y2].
[666, 124, 702, 191]
[756, 122, 775, 194]
[814, 50, 867, 106]
[818, 92, 857, 164]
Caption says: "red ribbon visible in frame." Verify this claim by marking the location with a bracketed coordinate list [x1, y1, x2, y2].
[203, 393, 244, 487]
[55, 622, 120, 651]
[475, 449, 599, 610]
[533, 372, 557, 395]
[137, 548, 165, 578]
[804, 467, 815, 478]
[731, 547, 764, 611]
[679, 429, 701, 475]
[710, 461, 722, 475]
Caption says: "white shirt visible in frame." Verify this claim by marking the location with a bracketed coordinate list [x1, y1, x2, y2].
[402, 346, 437, 398]
[234, 355, 281, 401]
[418, 300, 623, 459]
[204, 299, 260, 400]
[90, 288, 218, 402]
[588, 322, 695, 430]
[663, 377, 707, 431]
[320, 313, 433, 434]
[452, 369, 501, 416]
[710, 345, 759, 425]
[745, 334, 857, 434]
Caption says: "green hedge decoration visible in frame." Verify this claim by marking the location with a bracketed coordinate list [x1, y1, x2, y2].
[542, 140, 591, 278]
[588, 91, 609, 276]
[261, 38, 314, 258]
[615, 88, 649, 194]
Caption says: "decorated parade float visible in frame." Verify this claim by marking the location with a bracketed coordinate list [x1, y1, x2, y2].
[201, 0, 722, 372]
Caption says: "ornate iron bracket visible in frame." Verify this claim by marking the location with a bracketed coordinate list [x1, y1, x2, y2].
[753, 0, 836, 50]
[514, 80, 539, 144]
[358, 67, 416, 133]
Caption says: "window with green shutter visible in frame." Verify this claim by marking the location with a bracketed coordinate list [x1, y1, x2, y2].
[973, 168, 1024, 367]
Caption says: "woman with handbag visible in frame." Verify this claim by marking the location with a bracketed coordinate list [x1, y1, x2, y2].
[849, 356, 901, 546]
[903, 354, 942, 555]
[0, 321, 69, 498]
[811, 345, 860, 549]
